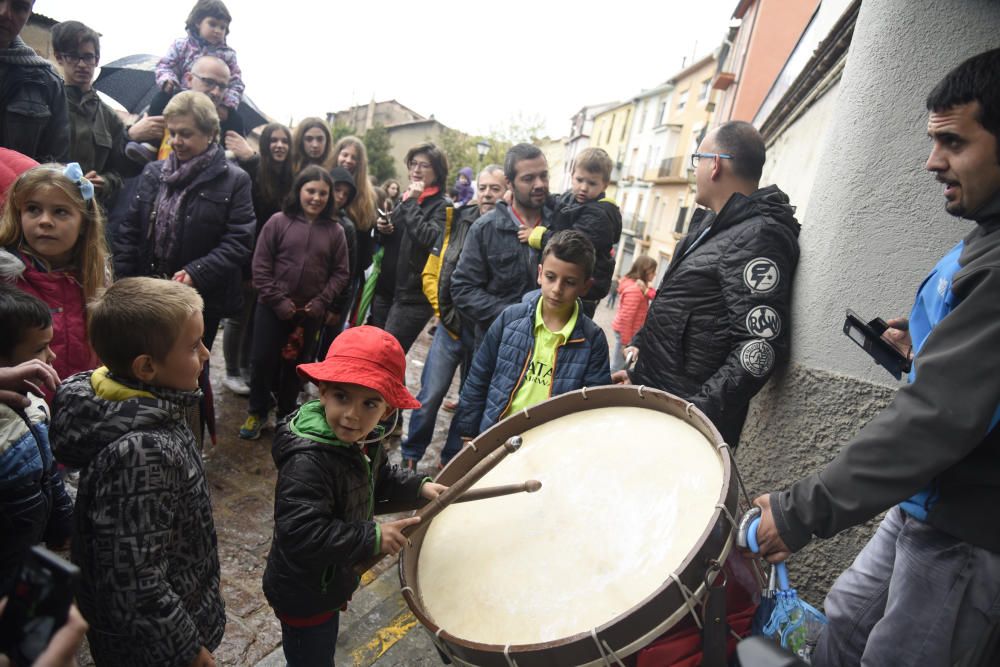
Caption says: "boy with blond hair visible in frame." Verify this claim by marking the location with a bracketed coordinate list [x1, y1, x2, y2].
[51, 277, 224, 667]
[524, 147, 623, 317]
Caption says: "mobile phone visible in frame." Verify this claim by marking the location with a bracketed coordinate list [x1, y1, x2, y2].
[843, 309, 912, 380]
[0, 546, 80, 666]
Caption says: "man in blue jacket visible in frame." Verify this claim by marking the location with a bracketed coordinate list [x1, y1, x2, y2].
[751, 48, 1000, 666]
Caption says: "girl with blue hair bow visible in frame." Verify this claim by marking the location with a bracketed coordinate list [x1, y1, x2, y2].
[0, 163, 110, 391]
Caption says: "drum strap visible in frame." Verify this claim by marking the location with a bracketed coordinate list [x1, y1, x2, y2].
[701, 574, 729, 667]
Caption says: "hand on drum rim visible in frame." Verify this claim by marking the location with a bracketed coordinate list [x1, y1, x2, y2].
[751, 494, 792, 563]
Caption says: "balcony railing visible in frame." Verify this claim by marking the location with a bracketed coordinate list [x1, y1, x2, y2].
[658, 156, 684, 179]
[622, 216, 647, 239]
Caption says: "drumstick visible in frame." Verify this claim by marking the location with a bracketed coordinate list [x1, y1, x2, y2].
[453, 479, 542, 504]
[353, 436, 524, 575]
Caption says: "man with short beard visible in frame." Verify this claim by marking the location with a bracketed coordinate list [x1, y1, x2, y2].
[451, 143, 554, 345]
[401, 165, 507, 470]
[751, 48, 1000, 666]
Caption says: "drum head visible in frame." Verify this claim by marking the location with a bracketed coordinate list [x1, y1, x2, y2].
[400, 386, 739, 666]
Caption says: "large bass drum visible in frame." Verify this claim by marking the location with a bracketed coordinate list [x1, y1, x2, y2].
[399, 385, 742, 666]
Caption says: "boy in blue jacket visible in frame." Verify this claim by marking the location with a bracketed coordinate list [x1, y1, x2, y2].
[450, 230, 612, 455]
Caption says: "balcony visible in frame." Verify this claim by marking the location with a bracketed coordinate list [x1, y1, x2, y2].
[622, 216, 647, 240]
[646, 156, 687, 183]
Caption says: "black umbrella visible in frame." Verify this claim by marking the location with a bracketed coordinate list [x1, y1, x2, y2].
[94, 54, 270, 131]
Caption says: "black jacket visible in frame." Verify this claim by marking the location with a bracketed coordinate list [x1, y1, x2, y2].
[450, 200, 553, 342]
[437, 203, 478, 336]
[51, 370, 224, 667]
[632, 185, 800, 447]
[0, 56, 70, 163]
[537, 191, 623, 302]
[262, 402, 427, 617]
[113, 147, 256, 319]
[376, 191, 448, 305]
[774, 193, 1000, 554]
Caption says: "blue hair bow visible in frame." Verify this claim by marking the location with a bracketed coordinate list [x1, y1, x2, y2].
[63, 162, 95, 201]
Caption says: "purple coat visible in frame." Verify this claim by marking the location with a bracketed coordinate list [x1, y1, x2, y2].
[155, 31, 245, 110]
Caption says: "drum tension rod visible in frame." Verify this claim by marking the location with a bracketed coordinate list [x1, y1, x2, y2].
[590, 628, 626, 667]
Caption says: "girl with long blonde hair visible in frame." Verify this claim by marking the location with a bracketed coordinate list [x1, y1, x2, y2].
[0, 163, 110, 381]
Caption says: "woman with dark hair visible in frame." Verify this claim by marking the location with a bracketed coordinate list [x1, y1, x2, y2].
[372, 141, 449, 352]
[220, 122, 293, 394]
[240, 165, 349, 439]
[292, 118, 332, 174]
[382, 179, 401, 210]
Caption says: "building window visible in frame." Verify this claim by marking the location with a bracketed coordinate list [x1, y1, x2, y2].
[674, 206, 689, 233]
[606, 117, 614, 144]
[638, 102, 648, 132]
[677, 89, 689, 113]
[621, 109, 631, 141]
[699, 78, 711, 101]
[657, 101, 667, 126]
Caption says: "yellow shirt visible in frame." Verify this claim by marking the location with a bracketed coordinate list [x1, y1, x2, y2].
[504, 299, 579, 417]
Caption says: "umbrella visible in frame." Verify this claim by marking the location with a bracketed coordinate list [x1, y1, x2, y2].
[350, 246, 384, 327]
[745, 516, 827, 662]
[94, 54, 270, 131]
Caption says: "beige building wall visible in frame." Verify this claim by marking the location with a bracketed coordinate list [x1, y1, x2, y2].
[590, 101, 635, 200]
[536, 136, 567, 192]
[385, 120, 447, 184]
[644, 55, 719, 271]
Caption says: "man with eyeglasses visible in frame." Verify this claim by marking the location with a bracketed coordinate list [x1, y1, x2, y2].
[126, 55, 246, 164]
[0, 0, 69, 163]
[613, 120, 800, 450]
[52, 20, 131, 207]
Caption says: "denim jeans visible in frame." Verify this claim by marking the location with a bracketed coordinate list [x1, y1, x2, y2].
[402, 326, 464, 464]
[223, 283, 256, 377]
[813, 506, 1000, 666]
[610, 331, 627, 372]
[280, 613, 339, 667]
[385, 301, 434, 354]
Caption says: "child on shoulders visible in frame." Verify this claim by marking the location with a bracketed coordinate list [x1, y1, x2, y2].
[262, 325, 446, 665]
[50, 277, 224, 667]
[452, 230, 612, 444]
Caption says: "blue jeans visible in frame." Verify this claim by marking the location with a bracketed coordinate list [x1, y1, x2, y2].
[402, 326, 464, 463]
[610, 331, 627, 372]
[280, 613, 339, 667]
[813, 506, 1000, 666]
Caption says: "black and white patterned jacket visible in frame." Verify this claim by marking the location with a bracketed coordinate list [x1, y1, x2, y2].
[51, 370, 224, 667]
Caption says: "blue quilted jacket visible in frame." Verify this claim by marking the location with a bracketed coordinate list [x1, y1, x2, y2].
[453, 290, 612, 437]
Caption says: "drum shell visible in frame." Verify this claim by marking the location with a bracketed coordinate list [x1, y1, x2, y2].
[399, 385, 740, 667]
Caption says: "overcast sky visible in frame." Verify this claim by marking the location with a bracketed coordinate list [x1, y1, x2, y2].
[37, 0, 736, 138]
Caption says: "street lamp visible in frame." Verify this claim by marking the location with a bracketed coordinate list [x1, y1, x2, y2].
[476, 139, 491, 165]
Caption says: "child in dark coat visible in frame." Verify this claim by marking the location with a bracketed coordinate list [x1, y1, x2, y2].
[262, 325, 446, 665]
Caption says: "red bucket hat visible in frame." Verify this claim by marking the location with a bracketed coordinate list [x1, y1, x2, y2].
[297, 326, 420, 410]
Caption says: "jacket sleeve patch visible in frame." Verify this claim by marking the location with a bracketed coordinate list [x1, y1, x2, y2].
[743, 257, 780, 293]
[740, 340, 775, 377]
[746, 305, 782, 340]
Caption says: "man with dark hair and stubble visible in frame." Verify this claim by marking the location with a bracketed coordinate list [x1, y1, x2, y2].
[451, 143, 555, 345]
[614, 120, 801, 449]
[750, 48, 1000, 665]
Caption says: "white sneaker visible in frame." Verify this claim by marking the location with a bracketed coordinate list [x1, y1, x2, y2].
[223, 375, 250, 396]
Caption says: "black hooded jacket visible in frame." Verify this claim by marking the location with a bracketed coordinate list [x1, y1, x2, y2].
[632, 185, 801, 447]
[262, 402, 426, 617]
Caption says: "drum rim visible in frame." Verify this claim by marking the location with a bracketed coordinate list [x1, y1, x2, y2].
[399, 385, 737, 665]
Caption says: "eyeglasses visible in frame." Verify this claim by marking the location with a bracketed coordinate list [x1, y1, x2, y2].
[408, 160, 433, 171]
[191, 73, 229, 91]
[690, 152, 733, 168]
[58, 52, 98, 66]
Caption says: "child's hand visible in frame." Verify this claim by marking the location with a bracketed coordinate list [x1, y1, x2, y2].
[379, 516, 421, 556]
[171, 269, 193, 286]
[162, 80, 177, 94]
[420, 482, 447, 501]
[516, 226, 530, 244]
